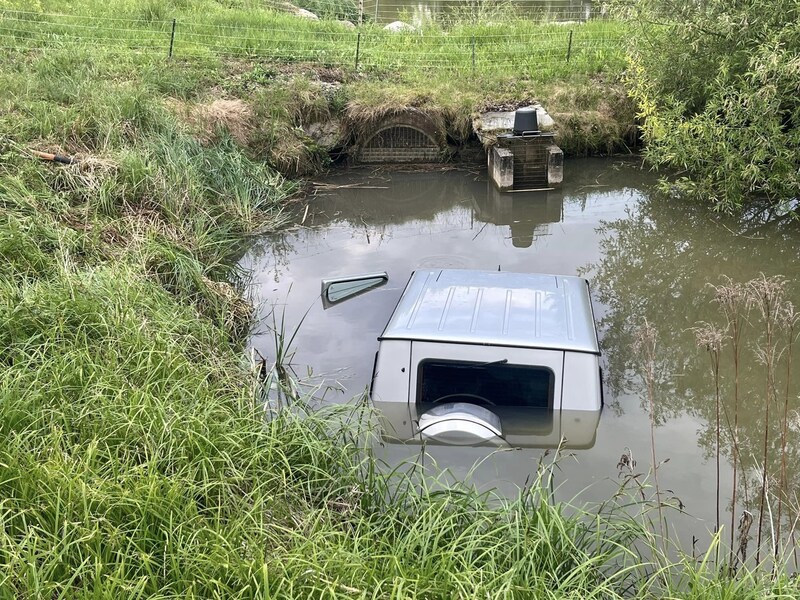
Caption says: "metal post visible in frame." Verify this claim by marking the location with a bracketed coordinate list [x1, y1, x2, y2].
[471, 35, 476, 74]
[168, 18, 176, 59]
[374, 0, 379, 22]
[358, 0, 363, 26]
[355, 32, 361, 70]
[566, 30, 573, 63]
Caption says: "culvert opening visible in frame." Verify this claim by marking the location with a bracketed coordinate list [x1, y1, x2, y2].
[359, 125, 441, 163]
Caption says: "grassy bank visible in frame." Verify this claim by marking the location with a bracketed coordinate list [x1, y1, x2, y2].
[0, 1, 625, 78]
[1, 1, 635, 169]
[1, 1, 796, 597]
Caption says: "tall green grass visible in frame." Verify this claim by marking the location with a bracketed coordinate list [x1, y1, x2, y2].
[0, 264, 361, 596]
[0, 203, 646, 597]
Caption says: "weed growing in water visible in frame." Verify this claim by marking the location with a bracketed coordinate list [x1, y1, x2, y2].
[702, 274, 800, 571]
[711, 276, 752, 562]
[776, 300, 798, 563]
[747, 274, 788, 563]
[695, 323, 726, 537]
[633, 319, 668, 560]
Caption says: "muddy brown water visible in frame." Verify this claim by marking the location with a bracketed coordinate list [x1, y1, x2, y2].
[241, 158, 800, 556]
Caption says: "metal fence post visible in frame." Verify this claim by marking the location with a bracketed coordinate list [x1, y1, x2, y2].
[566, 30, 573, 63]
[471, 35, 476, 75]
[168, 18, 176, 59]
[355, 32, 361, 70]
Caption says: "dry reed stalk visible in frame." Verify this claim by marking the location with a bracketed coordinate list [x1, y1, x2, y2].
[736, 510, 754, 567]
[776, 301, 798, 564]
[790, 486, 800, 570]
[748, 274, 787, 563]
[712, 277, 751, 564]
[695, 323, 725, 537]
[634, 319, 667, 554]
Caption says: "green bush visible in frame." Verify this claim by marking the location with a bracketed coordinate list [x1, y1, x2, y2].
[624, 0, 800, 210]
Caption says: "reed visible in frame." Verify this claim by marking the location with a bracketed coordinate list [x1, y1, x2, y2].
[704, 274, 800, 571]
[695, 323, 725, 537]
[747, 274, 786, 563]
[711, 277, 751, 564]
[776, 301, 798, 563]
[633, 319, 667, 557]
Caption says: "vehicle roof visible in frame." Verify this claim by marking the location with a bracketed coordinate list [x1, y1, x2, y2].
[379, 269, 600, 354]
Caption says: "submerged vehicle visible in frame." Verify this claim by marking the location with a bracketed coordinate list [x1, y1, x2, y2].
[323, 268, 603, 447]
[371, 269, 602, 447]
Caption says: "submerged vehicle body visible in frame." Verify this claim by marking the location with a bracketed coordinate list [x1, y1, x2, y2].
[368, 269, 603, 448]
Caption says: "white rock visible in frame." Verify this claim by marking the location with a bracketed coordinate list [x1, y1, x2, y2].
[383, 21, 415, 33]
[294, 8, 319, 20]
[338, 20, 356, 29]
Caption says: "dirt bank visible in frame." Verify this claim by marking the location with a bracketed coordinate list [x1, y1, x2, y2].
[171, 64, 638, 177]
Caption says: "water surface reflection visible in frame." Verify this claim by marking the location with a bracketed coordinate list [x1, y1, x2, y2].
[245, 162, 645, 388]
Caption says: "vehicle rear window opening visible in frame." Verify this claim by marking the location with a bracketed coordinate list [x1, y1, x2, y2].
[416, 359, 555, 409]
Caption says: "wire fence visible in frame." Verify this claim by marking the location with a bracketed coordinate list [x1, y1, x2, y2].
[0, 8, 625, 77]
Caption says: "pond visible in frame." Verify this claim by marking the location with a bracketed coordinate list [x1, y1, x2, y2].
[241, 158, 800, 557]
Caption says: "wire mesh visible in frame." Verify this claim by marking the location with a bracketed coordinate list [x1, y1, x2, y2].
[0, 8, 625, 76]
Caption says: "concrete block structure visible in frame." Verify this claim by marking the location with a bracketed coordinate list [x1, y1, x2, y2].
[489, 147, 514, 191]
[480, 105, 564, 192]
[489, 133, 564, 192]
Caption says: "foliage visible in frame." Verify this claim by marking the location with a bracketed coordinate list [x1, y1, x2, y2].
[622, 0, 800, 210]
